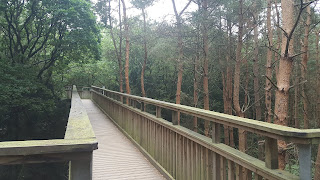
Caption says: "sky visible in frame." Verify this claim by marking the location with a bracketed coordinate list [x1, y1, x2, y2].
[142, 0, 197, 22]
[94, 0, 197, 23]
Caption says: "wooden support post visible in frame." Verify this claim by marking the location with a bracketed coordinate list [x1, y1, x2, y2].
[212, 122, 221, 180]
[172, 111, 178, 125]
[212, 122, 220, 143]
[156, 106, 162, 118]
[141, 102, 145, 111]
[298, 144, 311, 180]
[132, 100, 137, 108]
[69, 152, 93, 180]
[265, 137, 278, 169]
[212, 152, 221, 180]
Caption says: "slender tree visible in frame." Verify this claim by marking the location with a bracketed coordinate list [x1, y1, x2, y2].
[253, 1, 261, 121]
[121, 0, 131, 104]
[132, 0, 154, 98]
[275, 0, 306, 169]
[193, 0, 201, 132]
[300, 1, 311, 129]
[233, 0, 247, 177]
[201, 0, 210, 136]
[108, 0, 123, 96]
[315, 29, 320, 180]
[171, 0, 192, 124]
[265, 0, 273, 123]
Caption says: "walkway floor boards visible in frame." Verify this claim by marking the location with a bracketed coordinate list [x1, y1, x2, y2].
[82, 99, 165, 180]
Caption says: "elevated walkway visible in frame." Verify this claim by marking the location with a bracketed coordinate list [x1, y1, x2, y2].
[82, 99, 165, 180]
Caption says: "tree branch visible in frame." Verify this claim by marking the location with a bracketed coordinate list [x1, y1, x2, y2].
[179, 0, 192, 17]
[263, 75, 278, 89]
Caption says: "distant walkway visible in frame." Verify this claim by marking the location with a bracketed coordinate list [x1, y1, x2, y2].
[82, 99, 165, 180]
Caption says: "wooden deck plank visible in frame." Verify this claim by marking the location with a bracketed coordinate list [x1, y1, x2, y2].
[82, 99, 165, 180]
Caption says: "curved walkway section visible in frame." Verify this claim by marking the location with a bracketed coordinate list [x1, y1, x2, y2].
[82, 99, 165, 180]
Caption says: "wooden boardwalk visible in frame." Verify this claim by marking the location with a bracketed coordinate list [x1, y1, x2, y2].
[82, 99, 165, 180]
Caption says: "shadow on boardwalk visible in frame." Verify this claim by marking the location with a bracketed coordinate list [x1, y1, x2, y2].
[82, 99, 165, 180]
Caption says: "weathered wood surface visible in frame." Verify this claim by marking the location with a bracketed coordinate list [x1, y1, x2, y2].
[91, 86, 320, 144]
[65, 86, 96, 139]
[82, 99, 165, 180]
[91, 89, 300, 180]
[0, 86, 97, 164]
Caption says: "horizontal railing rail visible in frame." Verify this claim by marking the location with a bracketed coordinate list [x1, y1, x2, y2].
[91, 85, 319, 180]
[0, 85, 97, 180]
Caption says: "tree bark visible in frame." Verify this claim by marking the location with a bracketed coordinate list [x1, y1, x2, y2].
[233, 0, 246, 177]
[201, 0, 210, 137]
[141, 8, 147, 98]
[220, 14, 233, 146]
[294, 61, 299, 128]
[121, 0, 131, 104]
[227, 17, 234, 148]
[300, 2, 311, 129]
[265, 0, 273, 123]
[274, 0, 282, 78]
[108, 0, 123, 95]
[315, 30, 320, 180]
[193, 0, 201, 132]
[171, 0, 191, 124]
[253, 1, 261, 121]
[275, 0, 295, 170]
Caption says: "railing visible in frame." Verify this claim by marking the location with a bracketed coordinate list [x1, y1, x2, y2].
[0, 86, 97, 180]
[65, 86, 91, 99]
[91, 86, 320, 180]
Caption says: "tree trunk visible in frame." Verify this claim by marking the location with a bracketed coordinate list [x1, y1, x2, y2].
[108, 0, 123, 96]
[315, 30, 320, 180]
[300, 2, 311, 129]
[253, 1, 261, 121]
[121, 0, 131, 104]
[275, 0, 295, 170]
[201, 0, 210, 137]
[171, 0, 191, 125]
[227, 18, 234, 148]
[274, 0, 282, 78]
[294, 61, 299, 128]
[193, 1, 201, 132]
[265, 0, 273, 123]
[193, 55, 199, 132]
[220, 14, 232, 146]
[234, 0, 245, 145]
[233, 0, 246, 178]
[141, 8, 147, 98]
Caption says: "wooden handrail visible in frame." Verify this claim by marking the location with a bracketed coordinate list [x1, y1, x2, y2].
[91, 86, 320, 144]
[91, 85, 316, 179]
[65, 85, 96, 139]
[0, 85, 97, 180]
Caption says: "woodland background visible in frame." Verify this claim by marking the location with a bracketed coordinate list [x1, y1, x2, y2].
[1, 0, 320, 179]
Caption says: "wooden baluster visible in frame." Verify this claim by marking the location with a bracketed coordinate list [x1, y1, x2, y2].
[172, 111, 179, 125]
[212, 122, 221, 180]
[156, 106, 161, 118]
[298, 143, 311, 180]
[69, 152, 93, 180]
[132, 100, 136, 108]
[265, 137, 278, 169]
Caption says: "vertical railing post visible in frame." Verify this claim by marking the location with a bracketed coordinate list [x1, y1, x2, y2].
[132, 100, 137, 108]
[212, 122, 221, 180]
[298, 143, 311, 180]
[156, 106, 161, 118]
[69, 152, 93, 180]
[141, 102, 145, 111]
[172, 110, 179, 125]
[265, 137, 278, 169]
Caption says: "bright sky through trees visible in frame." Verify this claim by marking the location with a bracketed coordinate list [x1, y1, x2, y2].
[93, 0, 197, 22]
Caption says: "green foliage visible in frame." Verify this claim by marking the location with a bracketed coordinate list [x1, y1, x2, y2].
[0, 0, 100, 178]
